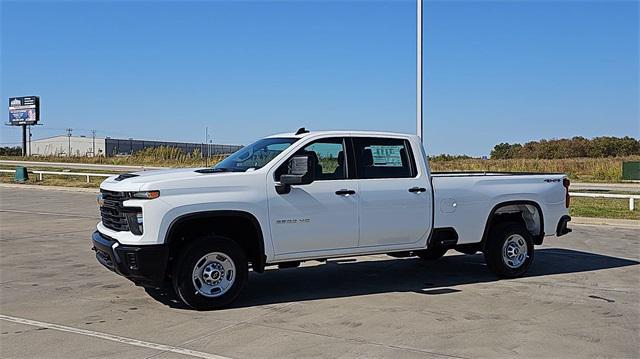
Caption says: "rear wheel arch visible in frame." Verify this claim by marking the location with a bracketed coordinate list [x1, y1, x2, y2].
[481, 200, 544, 249]
[164, 210, 266, 276]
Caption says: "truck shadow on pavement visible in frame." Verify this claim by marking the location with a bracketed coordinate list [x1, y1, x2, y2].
[146, 248, 638, 310]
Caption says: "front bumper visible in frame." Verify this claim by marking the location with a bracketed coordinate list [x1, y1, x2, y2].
[91, 230, 169, 286]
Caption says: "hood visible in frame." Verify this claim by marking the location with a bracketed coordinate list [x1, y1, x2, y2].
[100, 167, 242, 192]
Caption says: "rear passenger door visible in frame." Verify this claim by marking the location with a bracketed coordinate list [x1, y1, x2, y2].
[353, 137, 433, 247]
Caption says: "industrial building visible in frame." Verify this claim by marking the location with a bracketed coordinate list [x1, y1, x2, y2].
[28, 135, 242, 157]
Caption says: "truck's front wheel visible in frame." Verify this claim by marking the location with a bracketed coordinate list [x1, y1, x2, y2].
[172, 236, 248, 310]
[484, 222, 534, 278]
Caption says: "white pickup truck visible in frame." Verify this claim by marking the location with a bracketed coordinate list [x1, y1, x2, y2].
[92, 129, 572, 309]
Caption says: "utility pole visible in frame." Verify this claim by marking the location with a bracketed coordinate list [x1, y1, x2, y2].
[416, 0, 423, 142]
[66, 128, 73, 156]
[91, 129, 96, 157]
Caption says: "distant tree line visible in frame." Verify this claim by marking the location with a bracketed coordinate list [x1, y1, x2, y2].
[490, 136, 640, 159]
[429, 154, 474, 161]
[0, 146, 22, 156]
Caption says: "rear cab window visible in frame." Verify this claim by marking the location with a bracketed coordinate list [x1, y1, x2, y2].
[352, 137, 416, 179]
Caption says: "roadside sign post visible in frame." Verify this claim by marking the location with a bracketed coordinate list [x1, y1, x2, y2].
[22, 124, 27, 156]
[28, 125, 32, 156]
[7, 96, 40, 157]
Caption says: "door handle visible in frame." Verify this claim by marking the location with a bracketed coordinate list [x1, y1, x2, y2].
[408, 187, 427, 193]
[335, 189, 356, 196]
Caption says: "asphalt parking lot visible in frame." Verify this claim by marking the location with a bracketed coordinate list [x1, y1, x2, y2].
[1, 186, 639, 359]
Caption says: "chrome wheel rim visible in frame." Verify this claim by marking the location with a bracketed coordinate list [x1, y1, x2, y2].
[192, 252, 236, 297]
[502, 234, 528, 269]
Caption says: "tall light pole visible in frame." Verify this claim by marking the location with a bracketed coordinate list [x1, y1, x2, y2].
[417, 0, 423, 142]
[66, 128, 73, 156]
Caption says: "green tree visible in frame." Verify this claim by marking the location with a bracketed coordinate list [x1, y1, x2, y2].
[490, 136, 639, 159]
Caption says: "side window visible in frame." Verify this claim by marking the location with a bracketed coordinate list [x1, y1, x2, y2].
[276, 138, 347, 181]
[353, 137, 415, 179]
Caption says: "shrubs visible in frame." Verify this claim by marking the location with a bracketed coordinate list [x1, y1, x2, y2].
[430, 157, 635, 182]
[1, 146, 227, 168]
[0, 146, 22, 156]
[490, 136, 640, 159]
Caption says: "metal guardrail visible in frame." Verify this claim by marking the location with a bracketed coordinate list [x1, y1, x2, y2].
[570, 192, 639, 211]
[1, 168, 638, 211]
[0, 160, 165, 172]
[0, 169, 112, 183]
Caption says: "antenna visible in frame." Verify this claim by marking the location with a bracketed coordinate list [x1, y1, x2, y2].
[295, 127, 309, 135]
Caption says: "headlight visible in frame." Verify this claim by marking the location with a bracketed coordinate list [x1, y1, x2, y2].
[132, 190, 160, 199]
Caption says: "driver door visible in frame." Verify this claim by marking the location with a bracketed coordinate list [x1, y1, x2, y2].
[267, 137, 359, 257]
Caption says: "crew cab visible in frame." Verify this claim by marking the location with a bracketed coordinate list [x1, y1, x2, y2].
[92, 129, 572, 309]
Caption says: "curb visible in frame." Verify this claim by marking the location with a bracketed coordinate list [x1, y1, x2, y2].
[572, 216, 639, 228]
[0, 183, 99, 193]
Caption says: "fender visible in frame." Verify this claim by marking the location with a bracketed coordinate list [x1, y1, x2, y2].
[480, 200, 545, 248]
[163, 210, 267, 272]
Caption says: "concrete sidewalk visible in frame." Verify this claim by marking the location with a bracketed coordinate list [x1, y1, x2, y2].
[0, 183, 99, 193]
[572, 182, 640, 193]
[572, 216, 639, 228]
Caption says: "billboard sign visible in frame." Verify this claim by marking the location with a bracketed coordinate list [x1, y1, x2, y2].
[9, 96, 40, 125]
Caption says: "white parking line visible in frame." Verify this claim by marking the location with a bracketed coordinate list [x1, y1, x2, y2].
[0, 314, 232, 359]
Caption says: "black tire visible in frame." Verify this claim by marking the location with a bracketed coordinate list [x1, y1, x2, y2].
[416, 247, 448, 261]
[172, 236, 248, 310]
[483, 222, 534, 278]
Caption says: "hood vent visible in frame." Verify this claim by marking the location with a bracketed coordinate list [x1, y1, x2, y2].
[114, 173, 139, 181]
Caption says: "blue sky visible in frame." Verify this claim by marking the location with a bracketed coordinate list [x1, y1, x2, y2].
[1, 0, 638, 156]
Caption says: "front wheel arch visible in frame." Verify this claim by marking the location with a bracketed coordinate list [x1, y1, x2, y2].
[164, 211, 267, 277]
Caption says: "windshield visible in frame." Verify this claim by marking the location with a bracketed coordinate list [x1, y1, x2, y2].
[213, 137, 298, 172]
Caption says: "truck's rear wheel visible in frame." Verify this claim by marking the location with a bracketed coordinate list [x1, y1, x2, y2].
[172, 236, 247, 310]
[483, 222, 534, 278]
[416, 247, 448, 261]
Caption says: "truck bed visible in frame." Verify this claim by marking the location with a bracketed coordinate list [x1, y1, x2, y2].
[431, 172, 568, 245]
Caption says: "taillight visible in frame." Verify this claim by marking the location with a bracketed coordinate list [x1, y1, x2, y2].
[563, 178, 570, 208]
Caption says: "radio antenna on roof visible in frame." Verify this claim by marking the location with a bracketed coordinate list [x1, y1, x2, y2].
[295, 127, 309, 135]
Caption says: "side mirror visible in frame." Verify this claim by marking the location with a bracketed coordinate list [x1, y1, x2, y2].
[277, 155, 315, 194]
